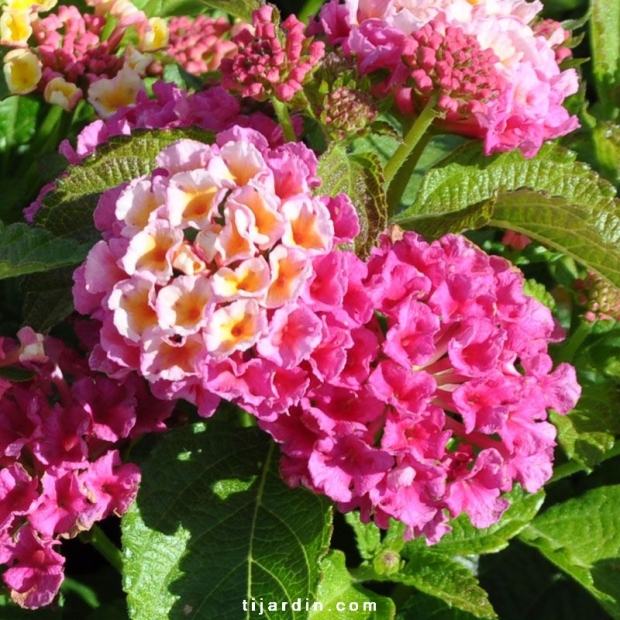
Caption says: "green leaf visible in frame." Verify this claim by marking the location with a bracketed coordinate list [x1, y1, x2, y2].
[394, 546, 497, 619]
[309, 551, 395, 619]
[0, 222, 87, 280]
[551, 380, 620, 469]
[0, 96, 40, 148]
[199, 0, 262, 21]
[394, 142, 620, 289]
[21, 267, 76, 333]
[590, 0, 620, 117]
[344, 512, 382, 561]
[432, 487, 545, 556]
[35, 128, 214, 243]
[396, 591, 482, 620]
[479, 540, 610, 620]
[122, 420, 332, 620]
[519, 485, 620, 618]
[317, 146, 388, 257]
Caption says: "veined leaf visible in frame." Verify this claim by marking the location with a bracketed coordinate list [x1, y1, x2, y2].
[394, 546, 497, 619]
[394, 142, 620, 290]
[551, 379, 620, 469]
[519, 485, 620, 618]
[432, 487, 545, 557]
[309, 551, 395, 619]
[122, 420, 332, 620]
[0, 222, 87, 280]
[317, 146, 388, 257]
[35, 128, 214, 243]
[21, 267, 76, 333]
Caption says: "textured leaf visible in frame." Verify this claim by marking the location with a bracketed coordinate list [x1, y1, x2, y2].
[21, 267, 76, 333]
[394, 142, 620, 289]
[0, 222, 87, 280]
[198, 0, 262, 20]
[396, 591, 482, 620]
[317, 146, 388, 257]
[394, 547, 497, 619]
[344, 512, 382, 561]
[519, 485, 620, 618]
[433, 487, 545, 556]
[309, 551, 395, 619]
[122, 420, 332, 620]
[35, 128, 214, 242]
[552, 380, 620, 469]
[590, 0, 620, 115]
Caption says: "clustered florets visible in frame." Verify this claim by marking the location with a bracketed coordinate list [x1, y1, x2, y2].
[0, 328, 174, 607]
[316, 0, 579, 156]
[72, 129, 360, 419]
[220, 5, 325, 102]
[261, 229, 580, 541]
[71, 128, 580, 544]
[165, 15, 243, 75]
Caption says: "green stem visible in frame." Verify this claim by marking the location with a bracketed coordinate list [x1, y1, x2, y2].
[384, 95, 439, 189]
[80, 524, 123, 573]
[550, 441, 620, 484]
[555, 320, 593, 364]
[272, 98, 296, 143]
[386, 131, 433, 217]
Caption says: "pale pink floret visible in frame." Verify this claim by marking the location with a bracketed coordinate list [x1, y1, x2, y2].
[265, 245, 313, 308]
[115, 177, 162, 234]
[121, 220, 183, 284]
[204, 299, 267, 358]
[281, 196, 334, 254]
[107, 277, 158, 341]
[163, 169, 224, 229]
[155, 275, 213, 336]
[210, 257, 271, 302]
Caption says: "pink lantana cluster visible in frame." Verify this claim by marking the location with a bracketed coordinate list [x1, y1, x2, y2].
[166, 15, 244, 75]
[72, 128, 360, 419]
[0, 327, 174, 608]
[220, 5, 325, 102]
[316, 0, 579, 157]
[260, 230, 581, 541]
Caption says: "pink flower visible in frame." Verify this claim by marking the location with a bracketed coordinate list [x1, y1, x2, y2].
[316, 0, 579, 156]
[261, 229, 580, 542]
[3, 527, 65, 609]
[220, 5, 325, 102]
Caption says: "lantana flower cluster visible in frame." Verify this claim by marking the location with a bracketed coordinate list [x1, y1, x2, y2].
[0, 327, 174, 607]
[72, 128, 360, 419]
[165, 15, 244, 76]
[260, 230, 580, 541]
[2, 0, 167, 114]
[220, 5, 325, 102]
[72, 125, 580, 543]
[316, 0, 579, 156]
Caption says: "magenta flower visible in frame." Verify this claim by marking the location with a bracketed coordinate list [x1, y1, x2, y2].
[261, 230, 580, 542]
[0, 330, 175, 608]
